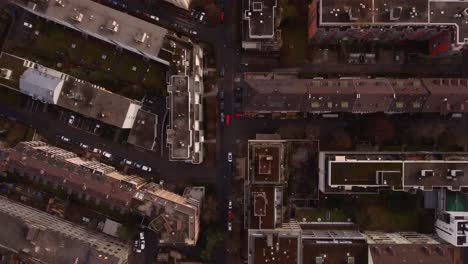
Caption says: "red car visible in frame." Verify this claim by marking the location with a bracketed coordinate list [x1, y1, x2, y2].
[227, 210, 233, 222]
[220, 11, 224, 22]
[234, 113, 242, 118]
[225, 114, 231, 126]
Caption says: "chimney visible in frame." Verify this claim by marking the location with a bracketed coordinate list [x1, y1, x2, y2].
[386, 246, 395, 255]
[422, 246, 431, 256]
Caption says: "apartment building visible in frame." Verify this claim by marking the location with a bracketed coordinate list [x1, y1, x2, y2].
[0, 141, 205, 245]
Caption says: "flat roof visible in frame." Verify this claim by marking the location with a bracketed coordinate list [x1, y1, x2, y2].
[319, 0, 468, 44]
[322, 152, 468, 192]
[243, 0, 277, 38]
[0, 53, 28, 91]
[57, 76, 141, 128]
[404, 161, 468, 191]
[15, 0, 169, 64]
[167, 75, 191, 159]
[330, 161, 403, 186]
[251, 144, 282, 183]
[250, 185, 278, 229]
[252, 232, 299, 264]
[128, 109, 158, 150]
[302, 239, 368, 264]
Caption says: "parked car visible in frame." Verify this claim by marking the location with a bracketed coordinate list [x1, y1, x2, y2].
[23, 22, 33, 28]
[135, 163, 142, 169]
[189, 30, 198, 35]
[60, 136, 70, 142]
[228, 200, 232, 210]
[227, 210, 233, 222]
[68, 115, 75, 125]
[220, 112, 225, 123]
[220, 11, 225, 22]
[93, 148, 102, 154]
[142, 166, 152, 172]
[150, 15, 159, 21]
[79, 143, 89, 149]
[227, 152, 233, 163]
[219, 91, 224, 100]
[220, 66, 225, 77]
[139, 232, 144, 240]
[220, 101, 225, 111]
[123, 159, 133, 166]
[226, 114, 231, 126]
[102, 151, 112, 159]
[227, 222, 232, 231]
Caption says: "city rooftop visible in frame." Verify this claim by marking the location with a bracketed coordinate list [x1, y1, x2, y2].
[14, 0, 169, 64]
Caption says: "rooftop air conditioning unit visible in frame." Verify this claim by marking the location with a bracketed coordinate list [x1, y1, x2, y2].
[421, 170, 435, 177]
[450, 170, 464, 177]
[0, 68, 12, 80]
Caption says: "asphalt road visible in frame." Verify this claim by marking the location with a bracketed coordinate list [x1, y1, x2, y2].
[0, 102, 216, 184]
[1, 1, 240, 262]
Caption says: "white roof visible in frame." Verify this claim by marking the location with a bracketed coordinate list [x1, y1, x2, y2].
[19, 68, 64, 104]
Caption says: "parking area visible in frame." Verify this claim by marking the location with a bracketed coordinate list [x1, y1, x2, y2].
[128, 228, 159, 264]
[57, 110, 103, 136]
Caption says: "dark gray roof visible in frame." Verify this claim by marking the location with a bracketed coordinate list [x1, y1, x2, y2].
[241, 75, 468, 114]
[167, 76, 191, 159]
[243, 0, 277, 38]
[57, 77, 141, 128]
[128, 109, 158, 150]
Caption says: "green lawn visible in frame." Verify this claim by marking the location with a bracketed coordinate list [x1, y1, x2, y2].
[9, 17, 167, 98]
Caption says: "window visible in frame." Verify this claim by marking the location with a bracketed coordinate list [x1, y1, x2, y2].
[396, 102, 404, 108]
[413, 102, 421, 108]
[341, 101, 349, 108]
[327, 102, 333, 108]
[311, 102, 321, 108]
